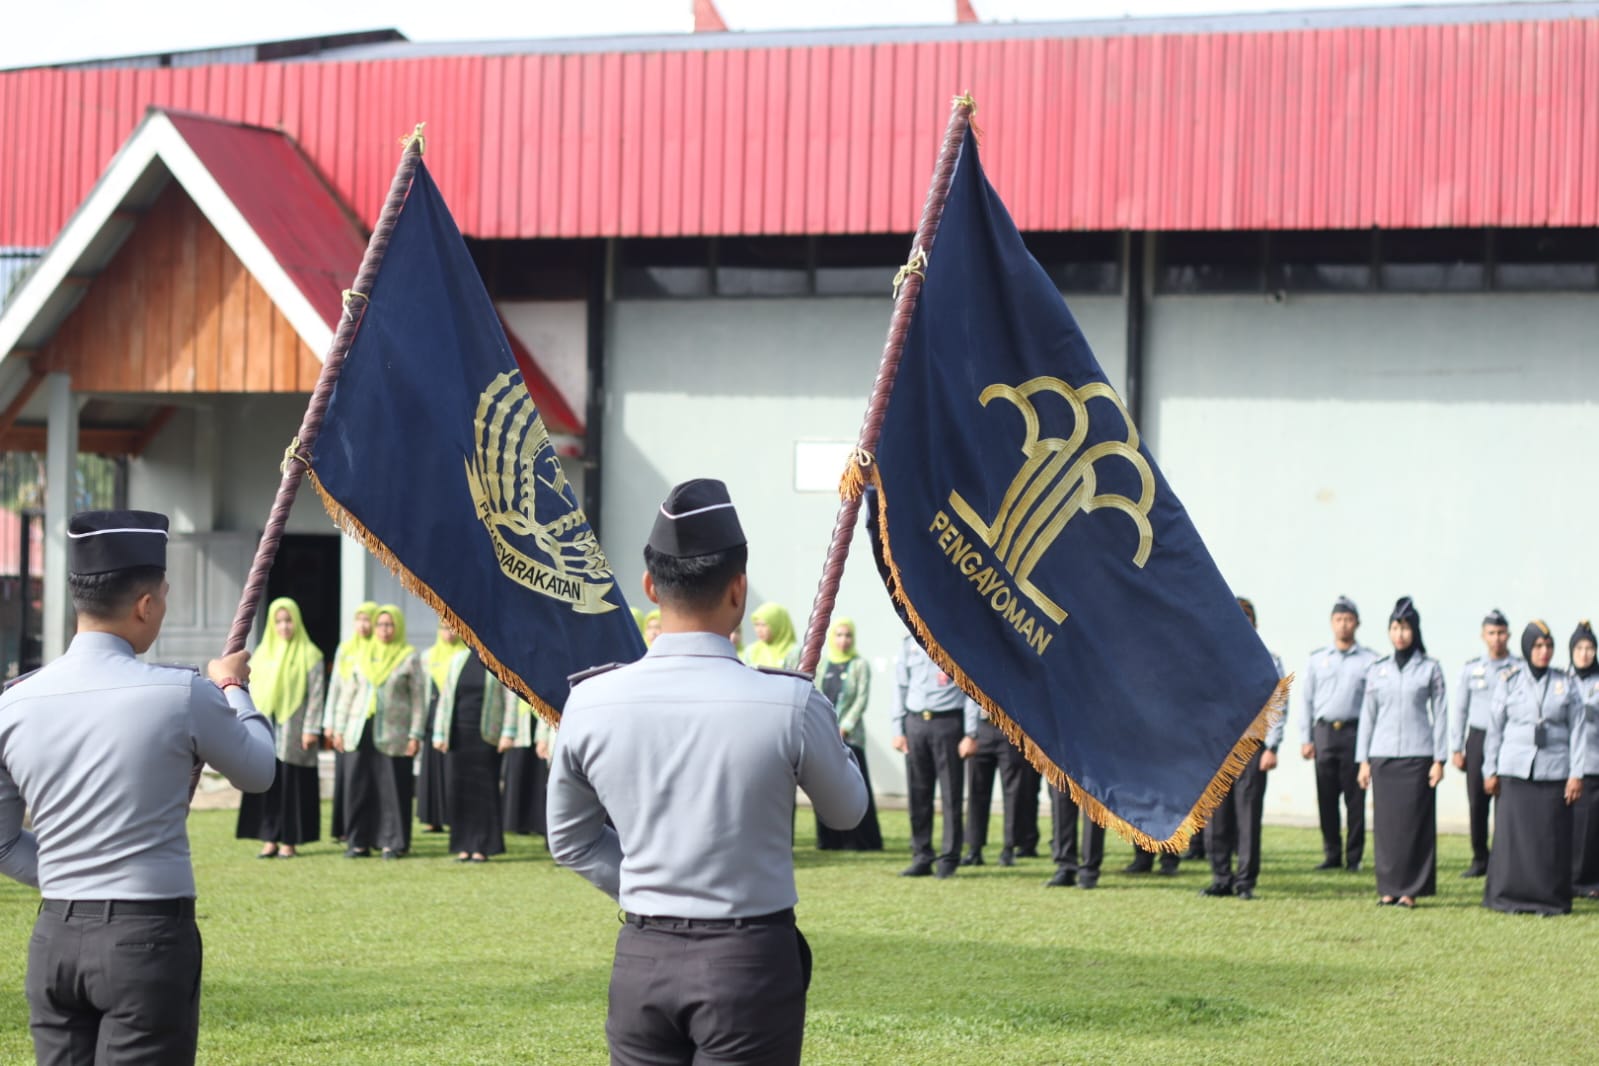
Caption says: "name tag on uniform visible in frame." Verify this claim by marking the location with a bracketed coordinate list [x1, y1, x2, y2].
[1377, 667, 1388, 678]
[1555, 681, 1566, 696]
[1472, 666, 1486, 677]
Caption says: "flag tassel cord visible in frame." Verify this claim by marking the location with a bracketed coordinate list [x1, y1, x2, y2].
[305, 469, 561, 728]
[846, 461, 1291, 854]
[796, 94, 977, 676]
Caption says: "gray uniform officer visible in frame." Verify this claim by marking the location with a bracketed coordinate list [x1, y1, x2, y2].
[1299, 595, 1378, 872]
[1450, 608, 1516, 877]
[0, 510, 274, 1065]
[547, 479, 867, 1066]
[892, 639, 978, 878]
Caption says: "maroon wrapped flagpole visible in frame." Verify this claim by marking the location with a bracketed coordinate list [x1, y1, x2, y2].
[796, 96, 975, 676]
[190, 126, 425, 801]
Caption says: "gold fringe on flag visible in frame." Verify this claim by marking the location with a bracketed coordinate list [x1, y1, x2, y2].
[852, 461, 1291, 853]
[306, 468, 564, 729]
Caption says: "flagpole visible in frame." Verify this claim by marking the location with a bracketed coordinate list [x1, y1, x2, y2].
[221, 126, 425, 656]
[796, 96, 974, 676]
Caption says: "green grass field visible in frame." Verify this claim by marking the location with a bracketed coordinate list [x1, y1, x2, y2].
[0, 809, 1592, 1064]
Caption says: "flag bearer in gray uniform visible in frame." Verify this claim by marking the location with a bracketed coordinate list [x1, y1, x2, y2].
[1450, 608, 1516, 878]
[547, 479, 867, 1066]
[892, 637, 979, 878]
[0, 510, 274, 1066]
[1300, 595, 1378, 872]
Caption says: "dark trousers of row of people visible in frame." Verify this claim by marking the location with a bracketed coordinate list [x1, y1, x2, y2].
[1314, 720, 1365, 868]
[964, 718, 1041, 859]
[344, 729, 415, 855]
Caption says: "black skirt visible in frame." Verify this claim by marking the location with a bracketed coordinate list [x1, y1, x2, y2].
[236, 761, 321, 846]
[416, 698, 449, 830]
[1571, 775, 1599, 896]
[1485, 776, 1573, 916]
[1371, 756, 1436, 899]
[446, 726, 505, 857]
[816, 744, 883, 851]
[503, 747, 547, 836]
[330, 750, 347, 839]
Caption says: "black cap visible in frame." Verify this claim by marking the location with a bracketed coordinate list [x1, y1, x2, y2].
[1571, 620, 1596, 654]
[1331, 595, 1359, 618]
[647, 479, 746, 558]
[1389, 596, 1425, 655]
[1483, 608, 1509, 628]
[68, 510, 169, 575]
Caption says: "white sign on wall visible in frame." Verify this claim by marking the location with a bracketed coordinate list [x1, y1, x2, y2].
[793, 440, 855, 493]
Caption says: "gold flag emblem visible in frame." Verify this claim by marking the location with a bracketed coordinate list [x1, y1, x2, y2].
[948, 376, 1154, 625]
[465, 371, 618, 614]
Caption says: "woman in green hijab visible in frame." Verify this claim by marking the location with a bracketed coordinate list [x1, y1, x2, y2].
[643, 608, 662, 647]
[741, 603, 797, 668]
[235, 598, 325, 858]
[335, 604, 429, 860]
[417, 624, 464, 834]
[809, 618, 883, 850]
[325, 600, 379, 842]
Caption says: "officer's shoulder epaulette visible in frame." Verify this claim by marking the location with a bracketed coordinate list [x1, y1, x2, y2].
[756, 666, 814, 682]
[1464, 654, 1484, 665]
[2, 669, 40, 694]
[1372, 654, 1392, 665]
[1500, 664, 1521, 680]
[568, 663, 625, 687]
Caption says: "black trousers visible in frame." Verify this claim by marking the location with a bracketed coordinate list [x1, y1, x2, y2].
[607, 917, 809, 1066]
[1206, 751, 1267, 890]
[1050, 786, 1104, 874]
[1313, 720, 1365, 866]
[1464, 727, 1493, 865]
[964, 719, 1039, 854]
[905, 712, 965, 867]
[344, 727, 414, 854]
[28, 903, 202, 1066]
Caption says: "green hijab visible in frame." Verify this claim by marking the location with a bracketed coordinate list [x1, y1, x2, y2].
[362, 605, 416, 710]
[826, 617, 859, 665]
[631, 607, 646, 639]
[643, 609, 661, 647]
[254, 597, 323, 723]
[423, 628, 463, 693]
[743, 603, 797, 668]
[336, 600, 380, 681]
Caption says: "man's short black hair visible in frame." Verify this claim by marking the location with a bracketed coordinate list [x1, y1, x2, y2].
[69, 566, 166, 620]
[642, 544, 747, 610]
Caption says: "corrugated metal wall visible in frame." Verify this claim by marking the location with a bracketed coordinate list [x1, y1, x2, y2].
[2, 18, 1597, 244]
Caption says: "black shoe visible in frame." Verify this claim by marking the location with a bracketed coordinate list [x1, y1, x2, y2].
[1235, 887, 1255, 900]
[344, 847, 370, 859]
[1199, 882, 1233, 897]
[1122, 861, 1153, 875]
[1314, 859, 1340, 871]
[1078, 874, 1099, 890]
[959, 852, 984, 867]
[934, 861, 958, 880]
[1156, 864, 1180, 877]
[381, 849, 399, 861]
[1045, 867, 1076, 888]
[1017, 848, 1040, 859]
[423, 825, 445, 834]
[1345, 861, 1363, 873]
[899, 862, 934, 878]
[1460, 862, 1487, 878]
[997, 848, 1015, 867]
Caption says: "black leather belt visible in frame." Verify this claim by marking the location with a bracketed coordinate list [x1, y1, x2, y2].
[916, 710, 961, 720]
[1318, 719, 1351, 731]
[623, 907, 795, 929]
[40, 898, 194, 918]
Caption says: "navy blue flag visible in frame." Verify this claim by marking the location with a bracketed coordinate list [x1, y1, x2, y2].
[309, 161, 645, 720]
[857, 130, 1287, 849]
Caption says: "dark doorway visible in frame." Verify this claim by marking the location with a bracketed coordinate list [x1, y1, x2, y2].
[264, 535, 342, 668]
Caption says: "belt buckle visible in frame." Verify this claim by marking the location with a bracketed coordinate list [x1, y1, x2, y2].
[921, 711, 932, 721]
[1331, 720, 1344, 731]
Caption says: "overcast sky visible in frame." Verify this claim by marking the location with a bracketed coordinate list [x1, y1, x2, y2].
[0, 0, 1522, 69]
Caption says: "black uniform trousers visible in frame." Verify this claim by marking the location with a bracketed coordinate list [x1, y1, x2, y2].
[344, 727, 414, 854]
[607, 913, 810, 1066]
[27, 900, 202, 1066]
[905, 711, 966, 868]
[1313, 719, 1365, 866]
[1463, 726, 1493, 866]
[1050, 786, 1104, 875]
[964, 718, 1040, 856]
[1206, 750, 1267, 891]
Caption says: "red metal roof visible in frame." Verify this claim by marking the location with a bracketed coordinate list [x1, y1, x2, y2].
[162, 110, 369, 336]
[3, 17, 1598, 243]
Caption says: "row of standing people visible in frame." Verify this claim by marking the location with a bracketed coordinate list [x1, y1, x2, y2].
[235, 601, 547, 862]
[1305, 596, 1594, 915]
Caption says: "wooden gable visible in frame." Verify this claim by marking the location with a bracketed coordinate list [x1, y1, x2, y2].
[39, 183, 323, 394]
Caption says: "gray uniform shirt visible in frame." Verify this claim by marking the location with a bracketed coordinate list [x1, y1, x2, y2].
[1356, 654, 1449, 763]
[1451, 654, 1519, 752]
[0, 632, 274, 897]
[1485, 666, 1586, 781]
[894, 638, 974, 737]
[546, 632, 868, 919]
[1263, 652, 1286, 751]
[1299, 643, 1379, 745]
[1576, 671, 1599, 779]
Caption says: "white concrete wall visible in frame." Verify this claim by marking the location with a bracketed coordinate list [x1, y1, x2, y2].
[605, 295, 1126, 795]
[1144, 292, 1599, 828]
